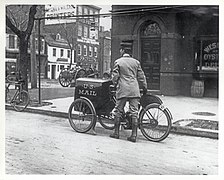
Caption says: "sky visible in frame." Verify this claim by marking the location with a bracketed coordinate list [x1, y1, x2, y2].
[98, 5, 112, 30]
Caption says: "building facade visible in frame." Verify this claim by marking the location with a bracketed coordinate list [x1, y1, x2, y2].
[99, 27, 111, 76]
[44, 5, 101, 79]
[111, 5, 218, 97]
[5, 30, 47, 79]
[44, 33, 75, 79]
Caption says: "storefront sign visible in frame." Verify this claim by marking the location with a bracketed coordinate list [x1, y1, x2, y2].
[45, 5, 77, 25]
[202, 40, 219, 71]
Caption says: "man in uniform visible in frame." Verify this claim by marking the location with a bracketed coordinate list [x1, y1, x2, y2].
[110, 46, 147, 142]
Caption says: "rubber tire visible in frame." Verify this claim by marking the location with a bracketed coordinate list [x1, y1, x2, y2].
[139, 103, 172, 142]
[12, 90, 30, 112]
[98, 115, 115, 130]
[68, 98, 96, 133]
[58, 69, 72, 87]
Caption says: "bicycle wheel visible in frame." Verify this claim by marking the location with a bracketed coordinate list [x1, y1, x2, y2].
[139, 103, 172, 142]
[68, 98, 96, 133]
[98, 114, 115, 130]
[12, 90, 30, 112]
[6, 74, 17, 83]
[58, 69, 72, 87]
[5, 83, 10, 103]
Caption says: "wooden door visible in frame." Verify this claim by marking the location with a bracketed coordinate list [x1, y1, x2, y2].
[141, 38, 161, 90]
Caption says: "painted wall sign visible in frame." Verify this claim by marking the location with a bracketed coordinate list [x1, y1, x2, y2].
[45, 5, 77, 25]
[201, 40, 219, 71]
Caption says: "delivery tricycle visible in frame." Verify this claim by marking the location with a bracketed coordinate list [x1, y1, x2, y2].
[68, 78, 172, 142]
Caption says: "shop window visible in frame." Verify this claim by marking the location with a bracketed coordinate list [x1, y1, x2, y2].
[195, 38, 219, 72]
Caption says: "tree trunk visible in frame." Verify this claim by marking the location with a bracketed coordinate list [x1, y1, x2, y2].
[30, 32, 37, 88]
[18, 37, 29, 91]
[70, 50, 73, 67]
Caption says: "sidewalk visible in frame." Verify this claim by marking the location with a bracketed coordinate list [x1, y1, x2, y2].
[5, 79, 219, 139]
[6, 95, 218, 139]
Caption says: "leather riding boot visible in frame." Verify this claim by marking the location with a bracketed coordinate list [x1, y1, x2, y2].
[110, 117, 120, 139]
[127, 117, 138, 142]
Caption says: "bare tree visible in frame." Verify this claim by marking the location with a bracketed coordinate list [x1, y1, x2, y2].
[6, 5, 37, 90]
[60, 23, 78, 67]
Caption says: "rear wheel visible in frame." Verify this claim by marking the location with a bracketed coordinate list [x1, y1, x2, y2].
[12, 90, 30, 112]
[139, 103, 172, 142]
[68, 98, 96, 133]
[98, 114, 115, 130]
[59, 68, 72, 87]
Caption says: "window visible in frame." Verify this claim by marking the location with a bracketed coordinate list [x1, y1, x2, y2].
[56, 33, 61, 40]
[60, 65, 64, 70]
[78, 25, 82, 36]
[84, 26, 88, 38]
[67, 50, 70, 58]
[84, 8, 88, 15]
[41, 39, 44, 52]
[60, 49, 64, 57]
[78, 6, 82, 15]
[93, 11, 99, 22]
[9, 35, 15, 49]
[83, 45, 87, 56]
[16, 37, 19, 49]
[195, 39, 219, 72]
[48, 65, 50, 71]
[95, 29, 98, 40]
[53, 48, 56, 56]
[89, 46, 92, 57]
[78, 45, 82, 55]
[94, 47, 97, 57]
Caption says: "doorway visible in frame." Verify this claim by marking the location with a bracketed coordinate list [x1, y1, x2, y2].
[51, 65, 56, 79]
[140, 21, 161, 90]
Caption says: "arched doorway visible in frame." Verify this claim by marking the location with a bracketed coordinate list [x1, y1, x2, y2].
[140, 21, 161, 90]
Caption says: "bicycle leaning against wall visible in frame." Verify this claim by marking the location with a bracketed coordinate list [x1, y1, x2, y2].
[5, 72, 30, 112]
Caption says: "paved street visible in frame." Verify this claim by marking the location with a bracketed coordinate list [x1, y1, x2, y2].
[5, 110, 218, 175]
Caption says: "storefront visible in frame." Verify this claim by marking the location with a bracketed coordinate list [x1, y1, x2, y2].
[111, 5, 218, 97]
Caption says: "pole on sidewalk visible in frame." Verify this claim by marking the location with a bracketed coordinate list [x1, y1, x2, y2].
[38, 19, 41, 104]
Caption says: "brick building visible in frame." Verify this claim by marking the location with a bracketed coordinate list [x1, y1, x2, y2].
[44, 5, 101, 78]
[111, 5, 218, 97]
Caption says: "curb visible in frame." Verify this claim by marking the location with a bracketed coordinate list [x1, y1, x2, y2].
[5, 105, 218, 140]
